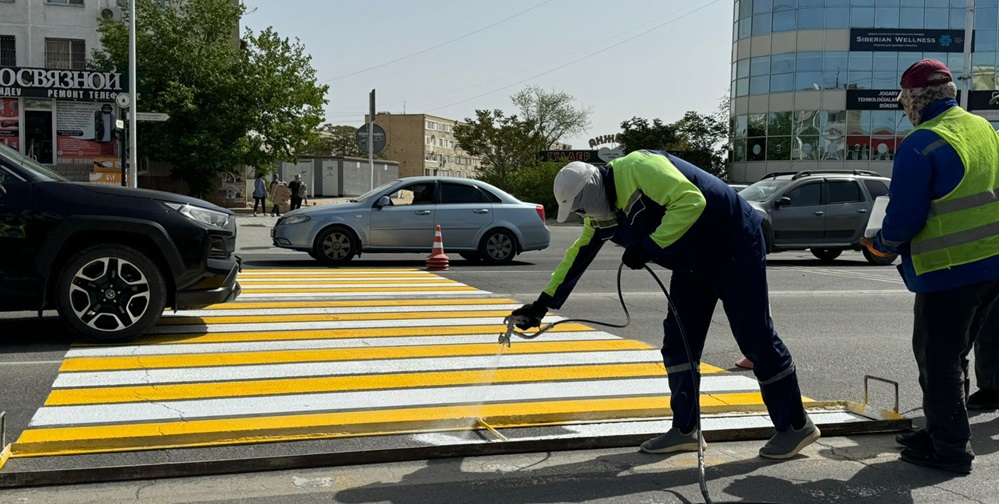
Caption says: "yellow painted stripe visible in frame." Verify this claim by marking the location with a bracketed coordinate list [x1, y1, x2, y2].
[240, 268, 421, 273]
[159, 310, 521, 325]
[201, 298, 516, 310]
[0, 444, 9, 471]
[239, 286, 479, 294]
[239, 279, 458, 285]
[74, 323, 597, 346]
[46, 363, 682, 405]
[13, 394, 771, 456]
[60, 340, 654, 372]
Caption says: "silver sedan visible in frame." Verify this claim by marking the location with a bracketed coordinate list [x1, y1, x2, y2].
[271, 177, 551, 265]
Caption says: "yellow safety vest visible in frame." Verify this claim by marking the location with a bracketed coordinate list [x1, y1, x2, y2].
[910, 106, 999, 275]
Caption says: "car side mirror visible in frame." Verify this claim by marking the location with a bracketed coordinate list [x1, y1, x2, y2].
[376, 195, 391, 208]
[775, 196, 791, 207]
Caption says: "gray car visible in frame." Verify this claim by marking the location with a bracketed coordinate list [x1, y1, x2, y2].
[271, 177, 551, 265]
[738, 169, 896, 265]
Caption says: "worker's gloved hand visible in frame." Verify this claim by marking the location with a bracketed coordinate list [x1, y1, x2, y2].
[622, 245, 652, 270]
[860, 237, 893, 258]
[510, 302, 547, 330]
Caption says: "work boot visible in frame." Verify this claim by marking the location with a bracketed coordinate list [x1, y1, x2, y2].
[896, 428, 932, 450]
[967, 389, 999, 411]
[759, 416, 821, 460]
[640, 428, 705, 454]
[900, 446, 972, 475]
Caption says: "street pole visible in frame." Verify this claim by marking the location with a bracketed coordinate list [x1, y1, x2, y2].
[960, 0, 975, 110]
[368, 89, 375, 191]
[128, 0, 138, 188]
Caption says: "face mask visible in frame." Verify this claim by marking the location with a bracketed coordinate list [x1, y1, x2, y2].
[571, 174, 613, 220]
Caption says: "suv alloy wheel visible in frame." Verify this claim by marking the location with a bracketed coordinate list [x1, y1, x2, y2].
[55, 244, 168, 342]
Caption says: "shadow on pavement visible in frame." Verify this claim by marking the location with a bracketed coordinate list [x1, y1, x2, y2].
[0, 317, 74, 353]
[239, 259, 536, 269]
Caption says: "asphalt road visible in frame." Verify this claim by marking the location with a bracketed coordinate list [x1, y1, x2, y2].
[2, 219, 996, 504]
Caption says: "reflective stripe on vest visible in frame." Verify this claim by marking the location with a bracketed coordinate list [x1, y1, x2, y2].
[909, 106, 999, 275]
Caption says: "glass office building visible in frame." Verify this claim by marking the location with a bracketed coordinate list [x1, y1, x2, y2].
[728, 0, 999, 182]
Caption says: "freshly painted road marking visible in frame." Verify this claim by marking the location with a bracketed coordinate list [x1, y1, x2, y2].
[11, 267, 832, 459]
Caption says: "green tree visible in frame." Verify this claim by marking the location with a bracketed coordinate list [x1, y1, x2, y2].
[616, 117, 679, 153]
[91, 0, 328, 197]
[452, 109, 545, 188]
[511, 85, 590, 148]
[300, 124, 368, 158]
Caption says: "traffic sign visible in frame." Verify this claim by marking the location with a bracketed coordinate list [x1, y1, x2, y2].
[134, 112, 170, 122]
[356, 123, 387, 154]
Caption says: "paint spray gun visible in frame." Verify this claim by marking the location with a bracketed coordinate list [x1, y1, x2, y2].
[498, 315, 555, 347]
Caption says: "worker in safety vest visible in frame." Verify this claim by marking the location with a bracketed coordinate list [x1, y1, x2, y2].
[510, 150, 820, 460]
[863, 59, 999, 475]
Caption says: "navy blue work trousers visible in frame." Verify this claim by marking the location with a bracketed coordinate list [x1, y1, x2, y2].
[660, 225, 807, 433]
[974, 303, 999, 392]
[913, 278, 999, 463]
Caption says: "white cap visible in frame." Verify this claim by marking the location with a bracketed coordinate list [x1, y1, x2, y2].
[553, 161, 597, 223]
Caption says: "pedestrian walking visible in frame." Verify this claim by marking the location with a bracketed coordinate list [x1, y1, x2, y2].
[509, 150, 820, 460]
[252, 173, 267, 217]
[288, 174, 304, 210]
[862, 59, 999, 475]
[268, 173, 281, 217]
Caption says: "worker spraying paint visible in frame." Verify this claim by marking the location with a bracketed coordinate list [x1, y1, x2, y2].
[509, 151, 820, 460]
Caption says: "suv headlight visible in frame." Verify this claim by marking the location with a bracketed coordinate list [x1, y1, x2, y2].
[163, 202, 230, 229]
[282, 215, 311, 225]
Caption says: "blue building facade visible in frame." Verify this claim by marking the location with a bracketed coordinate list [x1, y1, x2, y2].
[729, 0, 999, 182]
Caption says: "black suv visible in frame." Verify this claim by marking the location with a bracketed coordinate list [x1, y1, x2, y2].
[739, 170, 896, 265]
[0, 143, 241, 342]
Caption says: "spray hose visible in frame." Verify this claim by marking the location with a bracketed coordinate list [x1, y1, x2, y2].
[497, 262, 718, 504]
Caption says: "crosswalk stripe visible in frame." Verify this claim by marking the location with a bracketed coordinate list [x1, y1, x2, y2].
[170, 304, 522, 317]
[157, 310, 525, 325]
[53, 350, 691, 388]
[28, 376, 759, 427]
[145, 316, 566, 334]
[59, 339, 655, 372]
[239, 282, 469, 289]
[237, 288, 485, 297]
[45, 363, 677, 405]
[200, 298, 516, 310]
[13, 394, 770, 456]
[64, 332, 622, 357]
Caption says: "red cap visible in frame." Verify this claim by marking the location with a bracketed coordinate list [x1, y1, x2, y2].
[900, 59, 953, 89]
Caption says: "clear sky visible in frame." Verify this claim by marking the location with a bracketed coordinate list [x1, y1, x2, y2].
[241, 0, 733, 150]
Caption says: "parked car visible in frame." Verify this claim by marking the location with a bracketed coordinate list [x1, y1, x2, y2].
[0, 142, 241, 342]
[271, 177, 551, 265]
[727, 183, 749, 192]
[738, 169, 896, 265]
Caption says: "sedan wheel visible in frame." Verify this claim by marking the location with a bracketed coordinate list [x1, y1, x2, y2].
[810, 248, 842, 262]
[56, 244, 167, 342]
[314, 227, 357, 265]
[479, 229, 517, 265]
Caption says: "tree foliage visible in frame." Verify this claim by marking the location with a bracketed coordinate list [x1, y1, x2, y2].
[452, 109, 545, 188]
[616, 108, 730, 178]
[511, 85, 590, 148]
[300, 124, 368, 158]
[92, 0, 328, 197]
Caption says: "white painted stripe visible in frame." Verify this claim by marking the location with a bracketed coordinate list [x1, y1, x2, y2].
[53, 350, 666, 387]
[237, 291, 490, 299]
[30, 375, 759, 426]
[146, 315, 564, 334]
[0, 360, 65, 367]
[168, 304, 523, 317]
[239, 271, 427, 276]
[64, 331, 620, 358]
[239, 277, 447, 283]
[240, 282, 466, 289]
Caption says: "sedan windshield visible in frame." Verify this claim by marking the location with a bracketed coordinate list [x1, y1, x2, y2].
[348, 181, 398, 202]
[0, 143, 67, 182]
[739, 180, 790, 202]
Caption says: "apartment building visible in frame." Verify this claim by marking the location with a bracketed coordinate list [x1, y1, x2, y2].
[0, 0, 127, 181]
[366, 113, 482, 179]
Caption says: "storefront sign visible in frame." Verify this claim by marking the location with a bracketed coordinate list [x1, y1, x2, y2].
[0, 98, 18, 149]
[588, 134, 620, 148]
[0, 67, 126, 102]
[846, 89, 903, 110]
[850, 28, 971, 52]
[90, 159, 122, 185]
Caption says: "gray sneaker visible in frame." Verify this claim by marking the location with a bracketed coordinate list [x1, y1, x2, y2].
[759, 416, 821, 460]
[640, 428, 706, 454]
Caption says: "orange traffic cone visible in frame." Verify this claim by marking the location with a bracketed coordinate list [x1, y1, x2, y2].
[426, 225, 450, 271]
[735, 356, 754, 370]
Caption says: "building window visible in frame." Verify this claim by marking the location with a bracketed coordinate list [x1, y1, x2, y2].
[46, 0, 85, 4]
[0, 36, 14, 67]
[45, 38, 86, 70]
